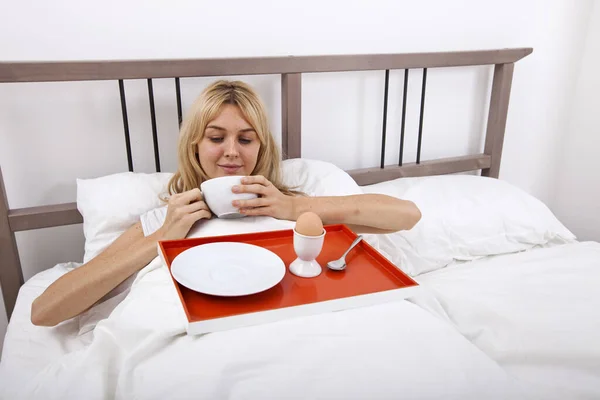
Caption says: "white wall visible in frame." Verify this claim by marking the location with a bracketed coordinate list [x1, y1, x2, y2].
[0, 0, 594, 354]
[552, 1, 600, 241]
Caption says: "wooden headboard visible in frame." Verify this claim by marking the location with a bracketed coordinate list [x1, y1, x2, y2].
[0, 48, 532, 318]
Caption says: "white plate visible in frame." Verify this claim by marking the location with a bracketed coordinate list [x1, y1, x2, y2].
[170, 242, 286, 297]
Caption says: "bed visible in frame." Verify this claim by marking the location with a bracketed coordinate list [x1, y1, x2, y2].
[1, 48, 598, 399]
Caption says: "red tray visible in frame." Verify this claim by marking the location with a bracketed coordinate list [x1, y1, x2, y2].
[158, 224, 419, 334]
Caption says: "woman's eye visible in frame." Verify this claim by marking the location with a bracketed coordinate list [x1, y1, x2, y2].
[239, 138, 252, 145]
[209, 137, 223, 143]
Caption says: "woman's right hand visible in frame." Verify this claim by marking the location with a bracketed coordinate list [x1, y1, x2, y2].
[158, 188, 212, 241]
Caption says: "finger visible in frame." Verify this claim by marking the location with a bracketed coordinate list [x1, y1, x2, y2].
[182, 200, 210, 214]
[166, 192, 180, 204]
[176, 188, 203, 205]
[186, 209, 212, 223]
[239, 207, 270, 216]
[232, 183, 266, 195]
[233, 197, 270, 209]
[241, 175, 270, 186]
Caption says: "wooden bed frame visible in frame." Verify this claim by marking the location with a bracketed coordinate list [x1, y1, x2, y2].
[0, 48, 532, 319]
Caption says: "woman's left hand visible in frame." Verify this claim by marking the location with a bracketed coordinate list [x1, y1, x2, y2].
[232, 175, 296, 220]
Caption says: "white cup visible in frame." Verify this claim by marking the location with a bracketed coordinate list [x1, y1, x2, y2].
[200, 176, 257, 219]
[289, 228, 326, 278]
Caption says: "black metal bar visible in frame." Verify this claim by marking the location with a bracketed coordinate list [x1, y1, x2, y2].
[380, 69, 390, 169]
[399, 69, 409, 166]
[118, 79, 134, 172]
[416, 68, 427, 164]
[175, 77, 183, 127]
[147, 79, 161, 172]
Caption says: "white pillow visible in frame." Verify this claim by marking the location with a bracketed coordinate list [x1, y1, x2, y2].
[77, 172, 173, 263]
[76, 159, 363, 262]
[361, 175, 576, 276]
[281, 158, 363, 197]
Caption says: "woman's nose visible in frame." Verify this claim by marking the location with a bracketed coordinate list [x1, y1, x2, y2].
[224, 138, 240, 158]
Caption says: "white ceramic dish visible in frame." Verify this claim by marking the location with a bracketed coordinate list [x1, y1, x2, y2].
[289, 229, 326, 278]
[170, 242, 286, 297]
[200, 176, 257, 219]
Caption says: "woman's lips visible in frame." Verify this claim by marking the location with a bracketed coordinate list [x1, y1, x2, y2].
[218, 164, 242, 174]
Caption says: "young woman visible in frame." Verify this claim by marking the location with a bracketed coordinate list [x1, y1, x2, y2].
[31, 80, 421, 327]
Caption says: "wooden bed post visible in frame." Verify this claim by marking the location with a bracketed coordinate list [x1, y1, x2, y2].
[0, 166, 24, 319]
[281, 73, 302, 159]
[482, 62, 515, 178]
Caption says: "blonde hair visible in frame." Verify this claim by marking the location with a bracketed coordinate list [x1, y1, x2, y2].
[167, 80, 297, 197]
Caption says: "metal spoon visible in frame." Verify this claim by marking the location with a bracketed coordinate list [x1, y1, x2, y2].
[327, 235, 363, 271]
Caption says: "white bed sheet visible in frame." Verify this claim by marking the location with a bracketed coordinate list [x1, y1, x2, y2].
[410, 241, 600, 400]
[0, 257, 538, 400]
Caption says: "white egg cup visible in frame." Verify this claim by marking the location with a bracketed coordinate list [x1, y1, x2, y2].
[289, 229, 326, 278]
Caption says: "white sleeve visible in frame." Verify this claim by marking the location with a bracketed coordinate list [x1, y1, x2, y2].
[140, 206, 168, 236]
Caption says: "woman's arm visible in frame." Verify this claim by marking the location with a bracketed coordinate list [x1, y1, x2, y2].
[31, 222, 158, 326]
[31, 189, 210, 327]
[291, 194, 421, 233]
[234, 176, 421, 233]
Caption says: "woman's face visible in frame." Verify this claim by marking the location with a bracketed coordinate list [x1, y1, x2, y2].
[197, 104, 261, 179]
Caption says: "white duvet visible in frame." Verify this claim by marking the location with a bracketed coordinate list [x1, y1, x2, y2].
[1, 258, 535, 399]
[412, 241, 600, 400]
[2, 240, 599, 400]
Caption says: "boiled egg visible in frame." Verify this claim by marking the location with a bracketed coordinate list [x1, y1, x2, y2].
[295, 212, 324, 236]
